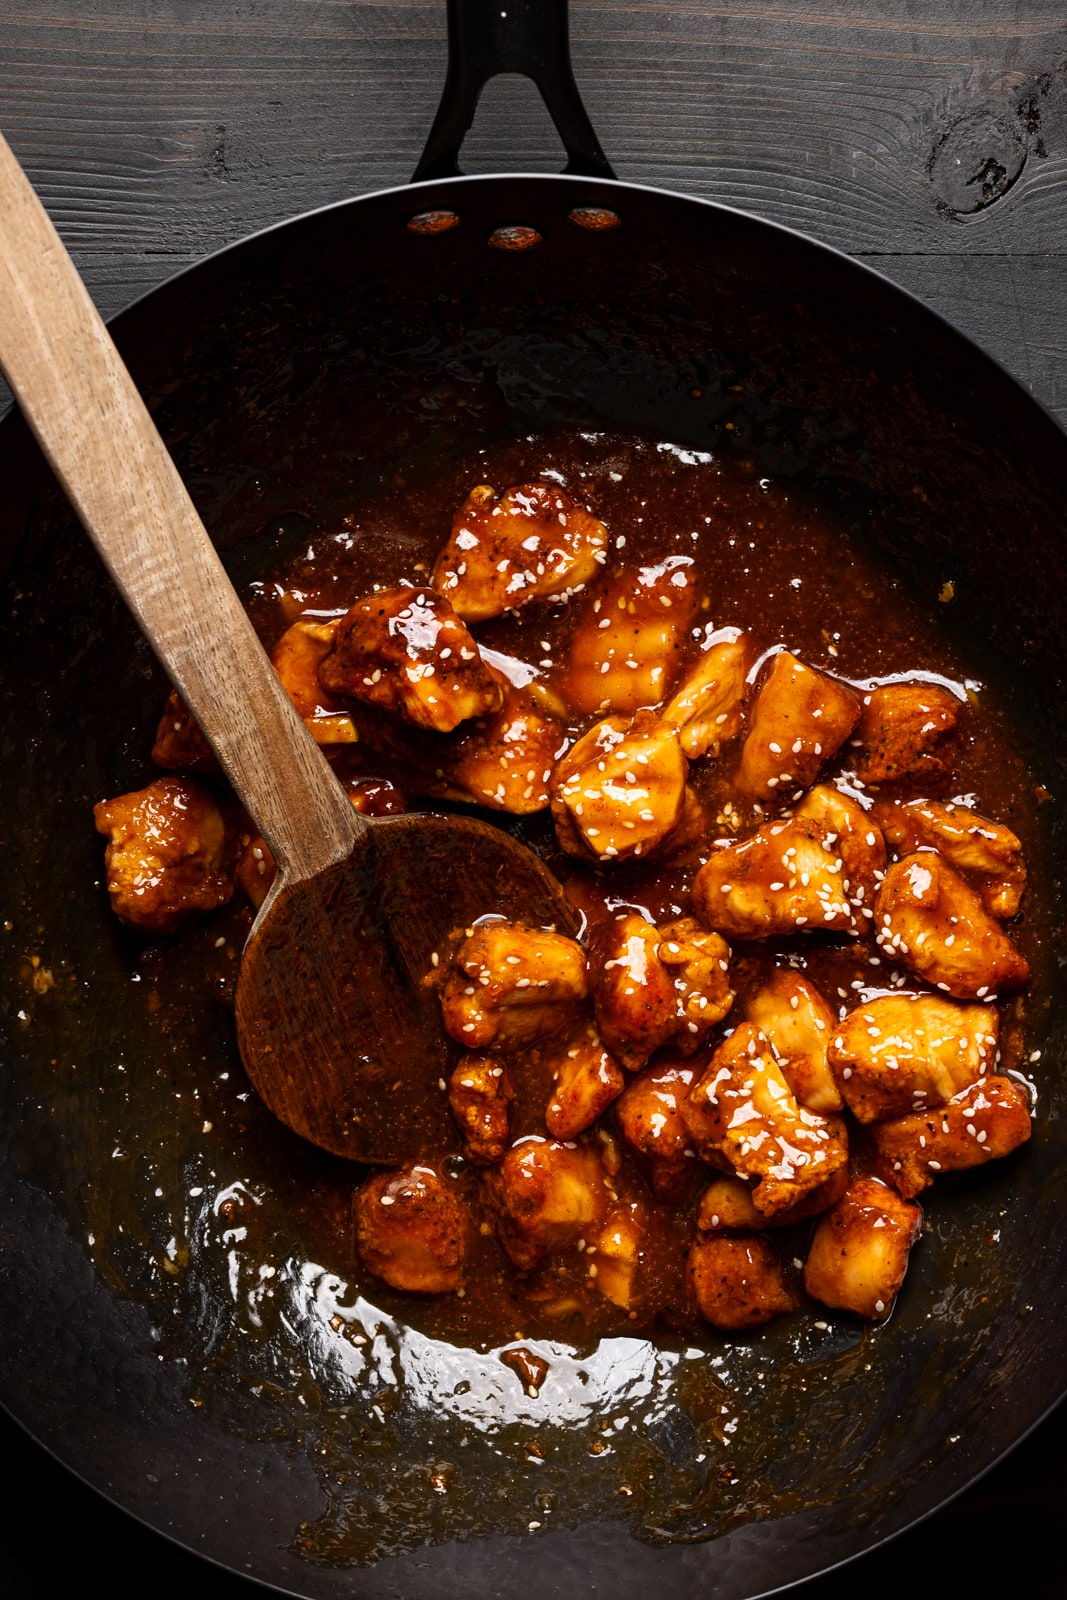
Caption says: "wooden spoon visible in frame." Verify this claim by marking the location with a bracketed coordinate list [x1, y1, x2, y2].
[0, 131, 577, 1163]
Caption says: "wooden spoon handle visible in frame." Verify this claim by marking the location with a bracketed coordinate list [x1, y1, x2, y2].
[0, 131, 362, 883]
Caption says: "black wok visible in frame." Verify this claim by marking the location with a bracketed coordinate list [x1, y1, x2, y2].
[1, 0, 1066, 1594]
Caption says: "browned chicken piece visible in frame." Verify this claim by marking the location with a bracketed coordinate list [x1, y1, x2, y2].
[543, 1022, 626, 1140]
[875, 797, 1026, 919]
[682, 1023, 849, 1216]
[691, 816, 855, 940]
[662, 627, 753, 759]
[874, 853, 1030, 999]
[614, 1056, 701, 1202]
[562, 557, 698, 715]
[319, 586, 504, 733]
[828, 992, 998, 1124]
[696, 1166, 849, 1231]
[551, 710, 688, 862]
[234, 777, 405, 910]
[745, 969, 843, 1113]
[592, 1201, 648, 1310]
[270, 617, 358, 745]
[354, 1163, 470, 1294]
[592, 913, 732, 1071]
[853, 682, 962, 788]
[793, 783, 886, 922]
[481, 1137, 608, 1270]
[803, 1176, 922, 1320]
[448, 1054, 512, 1165]
[689, 1234, 797, 1329]
[432, 685, 564, 815]
[868, 1074, 1032, 1198]
[432, 482, 609, 622]
[151, 688, 217, 772]
[440, 923, 588, 1051]
[735, 651, 860, 800]
[94, 776, 234, 935]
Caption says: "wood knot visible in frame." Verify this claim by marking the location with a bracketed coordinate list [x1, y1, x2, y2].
[926, 82, 1049, 216]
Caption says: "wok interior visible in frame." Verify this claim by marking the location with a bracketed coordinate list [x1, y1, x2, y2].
[1, 175, 1066, 1597]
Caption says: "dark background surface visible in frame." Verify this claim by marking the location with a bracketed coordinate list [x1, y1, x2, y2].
[1, 1, 1065, 1595]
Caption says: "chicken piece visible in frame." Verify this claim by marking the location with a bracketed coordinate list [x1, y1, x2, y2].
[94, 776, 234, 935]
[433, 686, 564, 815]
[319, 586, 504, 733]
[874, 854, 1030, 999]
[234, 777, 405, 910]
[803, 1176, 922, 1320]
[682, 1023, 849, 1216]
[696, 1166, 849, 1231]
[592, 913, 731, 1071]
[793, 783, 886, 919]
[853, 682, 962, 788]
[551, 710, 688, 862]
[593, 1201, 647, 1311]
[875, 797, 1026, 919]
[151, 688, 217, 772]
[481, 1138, 607, 1270]
[432, 482, 609, 621]
[561, 557, 698, 715]
[868, 1074, 1032, 1198]
[543, 1022, 626, 1140]
[354, 1163, 470, 1294]
[448, 1054, 512, 1165]
[440, 923, 588, 1051]
[828, 992, 998, 1123]
[735, 652, 860, 800]
[614, 1056, 700, 1202]
[689, 1235, 797, 1330]
[691, 816, 855, 940]
[662, 627, 754, 759]
[745, 969, 842, 1112]
[270, 617, 358, 745]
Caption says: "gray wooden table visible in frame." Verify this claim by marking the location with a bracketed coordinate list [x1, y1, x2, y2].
[1, 1, 1064, 1595]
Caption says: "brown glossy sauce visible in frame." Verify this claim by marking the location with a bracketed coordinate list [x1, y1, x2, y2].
[224, 426, 1047, 1354]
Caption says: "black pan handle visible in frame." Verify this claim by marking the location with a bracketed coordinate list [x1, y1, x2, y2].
[412, 0, 615, 182]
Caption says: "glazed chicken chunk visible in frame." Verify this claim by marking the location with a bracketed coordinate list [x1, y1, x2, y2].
[551, 710, 688, 861]
[543, 1022, 626, 1141]
[270, 617, 358, 744]
[875, 796, 1026, 919]
[440, 922, 589, 1051]
[868, 1074, 1032, 1197]
[592, 913, 732, 1070]
[688, 1234, 797, 1330]
[614, 1056, 700, 1202]
[853, 682, 962, 788]
[151, 688, 216, 772]
[562, 557, 698, 716]
[319, 586, 503, 733]
[691, 815, 856, 940]
[448, 1054, 512, 1166]
[828, 992, 998, 1123]
[432, 482, 609, 621]
[682, 1023, 849, 1216]
[354, 1163, 470, 1294]
[662, 626, 753, 758]
[745, 969, 843, 1113]
[94, 776, 234, 935]
[793, 783, 886, 910]
[803, 1176, 922, 1321]
[735, 651, 860, 800]
[481, 1138, 607, 1270]
[875, 853, 1030, 999]
[434, 685, 564, 814]
[592, 1201, 648, 1311]
[696, 1166, 849, 1231]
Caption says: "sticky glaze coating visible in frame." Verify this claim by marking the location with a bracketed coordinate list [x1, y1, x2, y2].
[93, 429, 1045, 1345]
